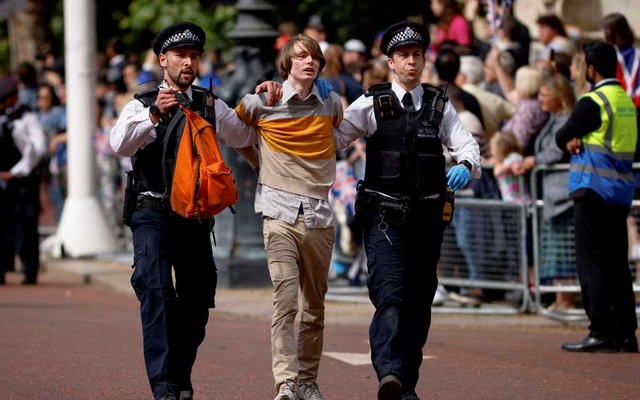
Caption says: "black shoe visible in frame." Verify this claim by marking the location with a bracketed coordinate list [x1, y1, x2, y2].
[618, 336, 639, 353]
[561, 335, 618, 353]
[402, 393, 420, 400]
[21, 278, 37, 285]
[378, 375, 402, 400]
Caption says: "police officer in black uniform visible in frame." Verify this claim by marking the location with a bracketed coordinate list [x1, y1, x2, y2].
[0, 76, 46, 285]
[333, 21, 481, 400]
[110, 22, 276, 400]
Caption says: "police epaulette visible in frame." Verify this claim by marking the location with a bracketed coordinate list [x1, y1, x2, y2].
[135, 88, 159, 107]
[365, 82, 392, 97]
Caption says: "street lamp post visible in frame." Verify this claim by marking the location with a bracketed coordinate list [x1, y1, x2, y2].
[215, 0, 279, 287]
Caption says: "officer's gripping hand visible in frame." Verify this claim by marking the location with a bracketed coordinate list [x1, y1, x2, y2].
[446, 164, 471, 192]
[314, 78, 334, 100]
[255, 81, 283, 106]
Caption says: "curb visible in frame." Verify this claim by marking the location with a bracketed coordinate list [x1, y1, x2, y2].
[42, 254, 571, 329]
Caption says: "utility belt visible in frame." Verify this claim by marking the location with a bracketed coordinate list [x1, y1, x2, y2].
[355, 182, 413, 225]
[122, 170, 173, 225]
[135, 195, 172, 213]
[355, 181, 453, 226]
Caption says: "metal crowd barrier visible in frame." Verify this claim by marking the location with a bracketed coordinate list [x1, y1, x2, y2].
[330, 163, 640, 320]
[438, 169, 531, 314]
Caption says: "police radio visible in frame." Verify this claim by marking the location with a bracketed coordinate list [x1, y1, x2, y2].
[427, 83, 448, 126]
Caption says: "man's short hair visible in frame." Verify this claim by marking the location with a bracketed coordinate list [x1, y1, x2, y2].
[583, 40, 617, 79]
[435, 48, 460, 83]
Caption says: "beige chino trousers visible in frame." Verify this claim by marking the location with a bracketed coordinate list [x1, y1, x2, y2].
[262, 216, 334, 391]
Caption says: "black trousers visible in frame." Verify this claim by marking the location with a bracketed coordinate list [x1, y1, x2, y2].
[130, 207, 217, 400]
[573, 191, 638, 340]
[362, 199, 444, 395]
[0, 175, 41, 282]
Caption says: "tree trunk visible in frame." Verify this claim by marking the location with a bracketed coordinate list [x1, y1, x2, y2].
[9, 0, 51, 69]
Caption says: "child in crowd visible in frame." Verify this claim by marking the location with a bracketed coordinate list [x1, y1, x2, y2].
[490, 130, 529, 203]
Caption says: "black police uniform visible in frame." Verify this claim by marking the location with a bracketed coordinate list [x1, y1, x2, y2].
[356, 82, 448, 397]
[338, 21, 480, 400]
[0, 77, 43, 285]
[114, 22, 216, 400]
[129, 86, 217, 400]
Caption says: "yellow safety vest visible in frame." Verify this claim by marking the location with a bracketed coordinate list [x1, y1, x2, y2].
[568, 83, 637, 205]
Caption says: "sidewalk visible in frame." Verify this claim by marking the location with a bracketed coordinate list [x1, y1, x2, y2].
[41, 252, 570, 329]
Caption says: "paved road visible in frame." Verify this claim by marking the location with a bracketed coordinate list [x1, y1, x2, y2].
[0, 259, 638, 400]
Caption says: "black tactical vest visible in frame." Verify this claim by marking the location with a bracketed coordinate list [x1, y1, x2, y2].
[364, 82, 448, 198]
[131, 86, 216, 193]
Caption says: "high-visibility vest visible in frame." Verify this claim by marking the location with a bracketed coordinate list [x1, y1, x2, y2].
[568, 83, 638, 205]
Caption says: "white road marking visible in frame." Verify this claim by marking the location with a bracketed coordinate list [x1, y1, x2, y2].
[324, 351, 436, 366]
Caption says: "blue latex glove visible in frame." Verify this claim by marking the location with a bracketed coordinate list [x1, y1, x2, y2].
[314, 78, 334, 100]
[446, 164, 471, 191]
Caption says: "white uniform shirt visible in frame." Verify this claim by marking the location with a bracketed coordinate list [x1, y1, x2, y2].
[4, 110, 47, 178]
[110, 84, 257, 158]
[333, 80, 482, 179]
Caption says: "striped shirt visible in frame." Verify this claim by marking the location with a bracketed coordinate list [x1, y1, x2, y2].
[235, 81, 343, 228]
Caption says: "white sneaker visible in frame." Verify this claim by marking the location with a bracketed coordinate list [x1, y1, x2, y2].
[432, 284, 448, 306]
[274, 383, 297, 400]
[179, 390, 193, 400]
[449, 292, 481, 307]
[299, 382, 325, 400]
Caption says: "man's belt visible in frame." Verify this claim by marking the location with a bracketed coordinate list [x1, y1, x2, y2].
[136, 195, 172, 212]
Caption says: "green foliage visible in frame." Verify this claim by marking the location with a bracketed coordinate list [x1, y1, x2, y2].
[28, 0, 429, 66]
[116, 0, 237, 54]
[49, 0, 64, 48]
[0, 22, 10, 74]
[268, 0, 428, 49]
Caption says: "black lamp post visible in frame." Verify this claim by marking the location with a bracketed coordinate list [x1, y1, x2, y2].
[215, 0, 280, 288]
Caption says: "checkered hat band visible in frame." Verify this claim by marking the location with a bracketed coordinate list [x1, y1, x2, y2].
[387, 27, 423, 53]
[160, 29, 201, 53]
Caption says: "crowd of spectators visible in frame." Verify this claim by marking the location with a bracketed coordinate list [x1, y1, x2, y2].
[2, 5, 639, 311]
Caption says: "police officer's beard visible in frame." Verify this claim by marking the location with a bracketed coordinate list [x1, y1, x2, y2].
[168, 68, 196, 90]
[586, 69, 595, 85]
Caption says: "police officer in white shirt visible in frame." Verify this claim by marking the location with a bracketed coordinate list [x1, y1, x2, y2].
[0, 76, 47, 285]
[333, 21, 481, 400]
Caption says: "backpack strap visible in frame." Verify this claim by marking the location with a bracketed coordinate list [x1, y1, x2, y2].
[145, 86, 218, 201]
[159, 89, 218, 201]
[161, 105, 186, 199]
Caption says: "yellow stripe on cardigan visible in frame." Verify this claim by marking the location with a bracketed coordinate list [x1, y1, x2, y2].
[255, 116, 336, 160]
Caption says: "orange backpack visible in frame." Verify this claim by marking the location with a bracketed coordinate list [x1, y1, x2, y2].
[163, 93, 238, 219]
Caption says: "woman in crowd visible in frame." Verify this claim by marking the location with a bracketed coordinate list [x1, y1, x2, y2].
[430, 0, 473, 55]
[513, 75, 577, 311]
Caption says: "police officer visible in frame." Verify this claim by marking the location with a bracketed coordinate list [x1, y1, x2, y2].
[0, 76, 46, 285]
[556, 40, 638, 353]
[110, 22, 277, 400]
[333, 21, 481, 400]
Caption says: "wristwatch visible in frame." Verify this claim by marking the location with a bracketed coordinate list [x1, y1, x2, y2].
[149, 103, 165, 119]
[459, 160, 472, 171]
